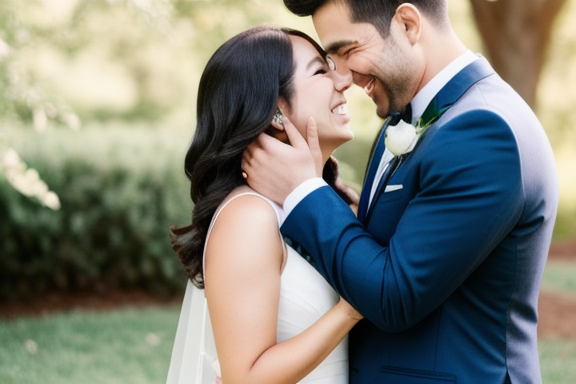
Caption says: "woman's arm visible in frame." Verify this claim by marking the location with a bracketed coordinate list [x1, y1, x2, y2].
[204, 194, 361, 384]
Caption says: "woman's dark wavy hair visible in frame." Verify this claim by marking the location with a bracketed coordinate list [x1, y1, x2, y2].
[283, 0, 448, 37]
[170, 26, 344, 289]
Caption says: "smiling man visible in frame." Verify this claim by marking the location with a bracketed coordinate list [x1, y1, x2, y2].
[241, 1, 559, 383]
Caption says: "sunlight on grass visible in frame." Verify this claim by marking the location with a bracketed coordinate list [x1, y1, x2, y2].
[1, 302, 574, 383]
[0, 306, 180, 384]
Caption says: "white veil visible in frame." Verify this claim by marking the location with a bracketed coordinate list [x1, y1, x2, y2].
[166, 190, 280, 384]
[166, 280, 219, 384]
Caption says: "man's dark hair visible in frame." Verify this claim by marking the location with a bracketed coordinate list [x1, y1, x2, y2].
[284, 0, 448, 37]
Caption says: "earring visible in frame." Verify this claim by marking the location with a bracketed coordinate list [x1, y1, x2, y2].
[272, 109, 283, 127]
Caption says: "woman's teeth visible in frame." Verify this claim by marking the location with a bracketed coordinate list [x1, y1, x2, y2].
[332, 104, 348, 115]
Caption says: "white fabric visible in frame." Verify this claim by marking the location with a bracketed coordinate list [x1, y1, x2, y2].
[167, 188, 348, 383]
[368, 148, 394, 206]
[278, 244, 348, 383]
[166, 281, 218, 384]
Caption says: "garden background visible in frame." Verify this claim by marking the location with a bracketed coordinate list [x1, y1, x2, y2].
[0, 0, 575, 383]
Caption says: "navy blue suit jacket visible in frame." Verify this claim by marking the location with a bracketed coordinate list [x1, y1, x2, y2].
[281, 58, 558, 383]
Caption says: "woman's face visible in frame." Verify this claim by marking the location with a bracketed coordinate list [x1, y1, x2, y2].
[281, 35, 354, 161]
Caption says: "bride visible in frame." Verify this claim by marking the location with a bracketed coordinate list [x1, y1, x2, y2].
[167, 26, 361, 384]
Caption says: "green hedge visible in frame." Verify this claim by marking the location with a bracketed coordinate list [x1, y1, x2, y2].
[0, 126, 193, 300]
[2, 124, 570, 302]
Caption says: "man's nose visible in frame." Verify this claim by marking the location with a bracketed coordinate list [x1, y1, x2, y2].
[331, 66, 353, 92]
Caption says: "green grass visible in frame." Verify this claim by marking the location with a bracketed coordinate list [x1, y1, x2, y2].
[541, 261, 576, 293]
[539, 339, 576, 384]
[1, 259, 575, 384]
[538, 261, 576, 383]
[0, 306, 180, 384]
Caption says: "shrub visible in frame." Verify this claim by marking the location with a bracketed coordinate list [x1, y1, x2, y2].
[0, 125, 193, 300]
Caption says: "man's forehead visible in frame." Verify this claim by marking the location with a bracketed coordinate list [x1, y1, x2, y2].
[312, 1, 355, 48]
[312, 2, 376, 54]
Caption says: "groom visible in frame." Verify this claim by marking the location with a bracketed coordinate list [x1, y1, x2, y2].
[242, 1, 558, 383]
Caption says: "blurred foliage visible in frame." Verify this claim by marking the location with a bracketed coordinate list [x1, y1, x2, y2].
[0, 0, 306, 125]
[0, 126, 192, 300]
[0, 0, 574, 300]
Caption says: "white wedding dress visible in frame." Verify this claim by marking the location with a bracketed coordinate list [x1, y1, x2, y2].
[166, 189, 348, 384]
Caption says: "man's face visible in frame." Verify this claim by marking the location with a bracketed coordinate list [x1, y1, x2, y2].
[312, 1, 419, 118]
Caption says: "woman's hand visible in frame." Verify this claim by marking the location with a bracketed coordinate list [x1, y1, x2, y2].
[242, 116, 321, 206]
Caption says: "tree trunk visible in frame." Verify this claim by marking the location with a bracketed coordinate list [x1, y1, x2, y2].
[469, 0, 566, 108]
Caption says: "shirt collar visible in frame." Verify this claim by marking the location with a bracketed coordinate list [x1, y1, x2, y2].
[409, 50, 479, 124]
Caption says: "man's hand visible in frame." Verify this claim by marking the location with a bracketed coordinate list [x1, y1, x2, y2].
[242, 116, 322, 205]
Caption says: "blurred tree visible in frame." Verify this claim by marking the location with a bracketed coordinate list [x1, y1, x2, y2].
[0, 0, 287, 206]
[0, 0, 82, 129]
[469, 0, 567, 108]
[0, 0, 64, 210]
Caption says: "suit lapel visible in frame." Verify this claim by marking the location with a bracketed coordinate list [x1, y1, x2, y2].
[363, 57, 495, 225]
[419, 56, 494, 127]
[358, 119, 390, 223]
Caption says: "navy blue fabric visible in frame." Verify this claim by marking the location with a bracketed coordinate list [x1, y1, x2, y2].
[281, 58, 558, 383]
[357, 123, 387, 223]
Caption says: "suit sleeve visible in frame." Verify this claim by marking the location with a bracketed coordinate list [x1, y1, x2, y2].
[281, 110, 524, 332]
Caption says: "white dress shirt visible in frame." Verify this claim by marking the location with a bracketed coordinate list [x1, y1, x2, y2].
[281, 51, 479, 225]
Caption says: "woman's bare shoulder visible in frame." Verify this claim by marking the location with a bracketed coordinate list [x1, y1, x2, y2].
[208, 186, 282, 255]
[205, 186, 284, 281]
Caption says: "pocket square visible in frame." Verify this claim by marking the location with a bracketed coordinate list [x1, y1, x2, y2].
[384, 184, 403, 193]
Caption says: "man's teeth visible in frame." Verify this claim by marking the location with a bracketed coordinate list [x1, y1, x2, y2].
[332, 104, 348, 115]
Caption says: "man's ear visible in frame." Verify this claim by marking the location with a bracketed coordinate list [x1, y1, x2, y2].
[395, 3, 422, 45]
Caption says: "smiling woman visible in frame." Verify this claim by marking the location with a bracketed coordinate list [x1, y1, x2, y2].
[167, 26, 361, 384]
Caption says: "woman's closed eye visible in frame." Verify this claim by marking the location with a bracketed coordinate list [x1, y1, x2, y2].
[314, 68, 327, 75]
[313, 60, 335, 76]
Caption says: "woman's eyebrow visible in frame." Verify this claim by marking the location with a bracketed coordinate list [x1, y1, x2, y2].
[306, 56, 326, 71]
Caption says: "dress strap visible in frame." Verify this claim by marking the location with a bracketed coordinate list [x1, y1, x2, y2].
[203, 186, 286, 276]
[208, 188, 284, 234]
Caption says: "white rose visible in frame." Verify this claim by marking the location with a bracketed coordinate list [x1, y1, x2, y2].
[385, 120, 419, 156]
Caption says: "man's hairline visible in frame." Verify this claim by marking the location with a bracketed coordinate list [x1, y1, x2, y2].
[312, 0, 362, 56]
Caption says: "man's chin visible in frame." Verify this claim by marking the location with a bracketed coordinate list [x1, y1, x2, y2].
[372, 95, 391, 119]
[375, 105, 389, 120]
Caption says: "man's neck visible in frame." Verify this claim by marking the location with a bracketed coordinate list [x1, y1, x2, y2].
[410, 49, 478, 124]
[418, 29, 468, 93]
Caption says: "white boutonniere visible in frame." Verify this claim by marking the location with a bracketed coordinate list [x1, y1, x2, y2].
[385, 119, 428, 157]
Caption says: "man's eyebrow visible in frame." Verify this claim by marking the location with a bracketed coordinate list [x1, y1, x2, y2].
[324, 40, 356, 54]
